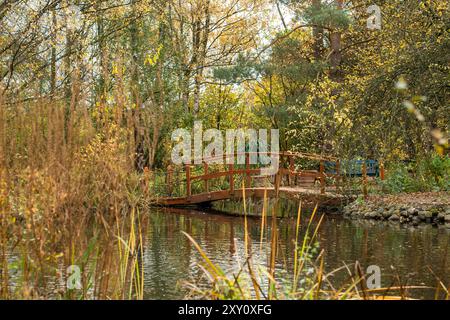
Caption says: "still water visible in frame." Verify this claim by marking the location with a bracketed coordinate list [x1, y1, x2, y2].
[143, 208, 450, 300]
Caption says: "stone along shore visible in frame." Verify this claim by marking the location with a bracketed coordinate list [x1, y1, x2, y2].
[342, 192, 450, 227]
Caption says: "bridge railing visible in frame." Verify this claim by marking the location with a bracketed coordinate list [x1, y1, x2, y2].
[147, 153, 386, 200]
[154, 152, 343, 198]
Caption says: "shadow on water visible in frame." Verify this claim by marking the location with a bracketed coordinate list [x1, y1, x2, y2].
[143, 207, 449, 300]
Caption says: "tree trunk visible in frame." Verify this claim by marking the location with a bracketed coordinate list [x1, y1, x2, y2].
[193, 0, 210, 115]
[148, 17, 166, 169]
[96, 0, 108, 104]
[312, 0, 323, 60]
[130, 0, 146, 171]
[329, 0, 343, 81]
[50, 7, 57, 95]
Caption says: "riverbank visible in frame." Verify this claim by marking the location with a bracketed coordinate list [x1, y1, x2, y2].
[343, 192, 450, 226]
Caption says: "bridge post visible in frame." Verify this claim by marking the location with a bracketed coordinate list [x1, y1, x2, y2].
[142, 167, 150, 195]
[175, 167, 180, 196]
[362, 161, 368, 199]
[289, 155, 294, 186]
[275, 170, 280, 196]
[245, 153, 251, 188]
[185, 164, 191, 197]
[229, 163, 234, 193]
[380, 161, 385, 181]
[203, 162, 209, 192]
[167, 165, 173, 196]
[320, 160, 325, 194]
[336, 159, 340, 192]
[150, 170, 155, 194]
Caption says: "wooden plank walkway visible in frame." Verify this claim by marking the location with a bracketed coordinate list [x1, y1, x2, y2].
[155, 187, 345, 206]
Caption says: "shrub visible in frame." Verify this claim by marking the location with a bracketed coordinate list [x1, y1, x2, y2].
[382, 154, 450, 193]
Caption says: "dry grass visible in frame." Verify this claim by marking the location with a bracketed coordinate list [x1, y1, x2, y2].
[182, 194, 448, 300]
[0, 91, 149, 299]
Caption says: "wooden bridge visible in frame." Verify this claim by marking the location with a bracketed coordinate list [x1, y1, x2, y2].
[147, 152, 384, 207]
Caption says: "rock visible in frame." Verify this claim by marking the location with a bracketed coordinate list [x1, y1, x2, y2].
[389, 214, 400, 221]
[418, 211, 425, 220]
[382, 210, 392, 219]
[364, 211, 378, 219]
[343, 202, 448, 225]
[345, 205, 355, 213]
[418, 210, 432, 220]
[430, 208, 439, 218]
[351, 211, 360, 217]
[368, 208, 383, 220]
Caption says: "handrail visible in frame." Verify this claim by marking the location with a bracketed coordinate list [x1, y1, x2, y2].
[153, 153, 385, 201]
[166, 152, 336, 198]
[179, 151, 338, 165]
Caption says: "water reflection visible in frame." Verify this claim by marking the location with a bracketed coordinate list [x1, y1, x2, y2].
[143, 208, 449, 300]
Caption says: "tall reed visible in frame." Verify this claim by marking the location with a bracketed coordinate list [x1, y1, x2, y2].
[182, 196, 437, 300]
[0, 86, 150, 299]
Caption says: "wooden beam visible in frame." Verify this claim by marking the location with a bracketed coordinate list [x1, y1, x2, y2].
[245, 153, 251, 187]
[167, 165, 173, 196]
[336, 159, 340, 192]
[229, 163, 234, 193]
[320, 160, 325, 194]
[155, 187, 346, 206]
[143, 167, 150, 195]
[362, 160, 368, 199]
[186, 164, 191, 197]
[203, 162, 209, 192]
[275, 171, 280, 196]
[289, 155, 294, 186]
[190, 168, 261, 181]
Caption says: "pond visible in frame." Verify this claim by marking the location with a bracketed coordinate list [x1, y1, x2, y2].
[142, 207, 450, 300]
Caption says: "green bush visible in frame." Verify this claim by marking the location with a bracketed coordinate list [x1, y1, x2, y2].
[382, 154, 450, 193]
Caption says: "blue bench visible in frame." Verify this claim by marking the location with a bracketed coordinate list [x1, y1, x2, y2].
[325, 160, 380, 177]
